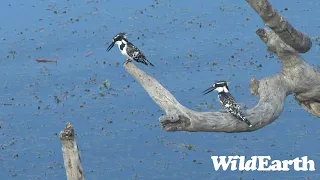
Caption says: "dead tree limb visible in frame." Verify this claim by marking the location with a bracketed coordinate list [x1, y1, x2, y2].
[124, 0, 320, 132]
[60, 123, 85, 180]
[246, 0, 312, 53]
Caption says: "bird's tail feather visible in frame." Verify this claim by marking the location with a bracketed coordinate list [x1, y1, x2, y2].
[244, 119, 253, 127]
[148, 61, 155, 67]
[239, 113, 252, 127]
[143, 58, 154, 66]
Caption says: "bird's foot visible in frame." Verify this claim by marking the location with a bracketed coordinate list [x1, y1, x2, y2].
[124, 59, 132, 64]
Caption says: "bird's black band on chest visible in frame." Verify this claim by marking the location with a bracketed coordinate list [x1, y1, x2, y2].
[120, 43, 125, 50]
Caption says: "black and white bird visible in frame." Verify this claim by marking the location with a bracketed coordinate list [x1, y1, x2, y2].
[106, 33, 154, 66]
[203, 81, 252, 127]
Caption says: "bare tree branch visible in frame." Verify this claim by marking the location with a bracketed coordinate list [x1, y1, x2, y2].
[123, 0, 320, 132]
[246, 0, 312, 53]
[256, 29, 320, 117]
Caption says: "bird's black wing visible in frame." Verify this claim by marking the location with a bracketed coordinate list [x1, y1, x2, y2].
[218, 93, 252, 127]
[126, 42, 154, 66]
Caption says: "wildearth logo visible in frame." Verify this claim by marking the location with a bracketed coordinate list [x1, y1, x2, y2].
[211, 156, 316, 171]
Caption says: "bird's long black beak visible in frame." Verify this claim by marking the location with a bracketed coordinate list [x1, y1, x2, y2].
[202, 86, 215, 95]
[107, 42, 115, 52]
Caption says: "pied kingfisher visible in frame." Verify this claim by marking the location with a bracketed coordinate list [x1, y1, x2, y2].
[203, 80, 253, 127]
[107, 33, 154, 66]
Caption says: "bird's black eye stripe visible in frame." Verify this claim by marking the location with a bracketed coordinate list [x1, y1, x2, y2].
[113, 33, 126, 42]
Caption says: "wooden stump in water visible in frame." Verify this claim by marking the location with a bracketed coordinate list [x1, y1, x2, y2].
[60, 123, 85, 180]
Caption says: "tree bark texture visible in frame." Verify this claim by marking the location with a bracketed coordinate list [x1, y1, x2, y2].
[60, 123, 85, 180]
[124, 0, 320, 132]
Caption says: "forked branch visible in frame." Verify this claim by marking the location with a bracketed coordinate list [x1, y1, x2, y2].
[123, 0, 320, 132]
[246, 0, 312, 53]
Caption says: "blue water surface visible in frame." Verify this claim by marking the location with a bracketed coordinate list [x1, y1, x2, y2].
[0, 0, 319, 179]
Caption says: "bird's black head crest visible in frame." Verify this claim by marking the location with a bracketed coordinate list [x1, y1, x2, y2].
[107, 32, 127, 52]
[214, 80, 228, 88]
[113, 32, 127, 42]
[203, 80, 228, 95]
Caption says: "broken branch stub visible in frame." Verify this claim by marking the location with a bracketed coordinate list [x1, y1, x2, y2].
[60, 123, 85, 180]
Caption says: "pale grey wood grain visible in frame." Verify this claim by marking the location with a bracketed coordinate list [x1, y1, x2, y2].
[123, 0, 319, 132]
[60, 123, 85, 180]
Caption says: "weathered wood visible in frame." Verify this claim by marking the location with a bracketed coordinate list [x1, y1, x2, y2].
[123, 0, 320, 132]
[255, 29, 320, 118]
[246, 0, 312, 53]
[60, 123, 85, 180]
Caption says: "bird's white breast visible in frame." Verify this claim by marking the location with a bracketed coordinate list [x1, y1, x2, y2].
[215, 86, 229, 93]
[116, 41, 131, 59]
